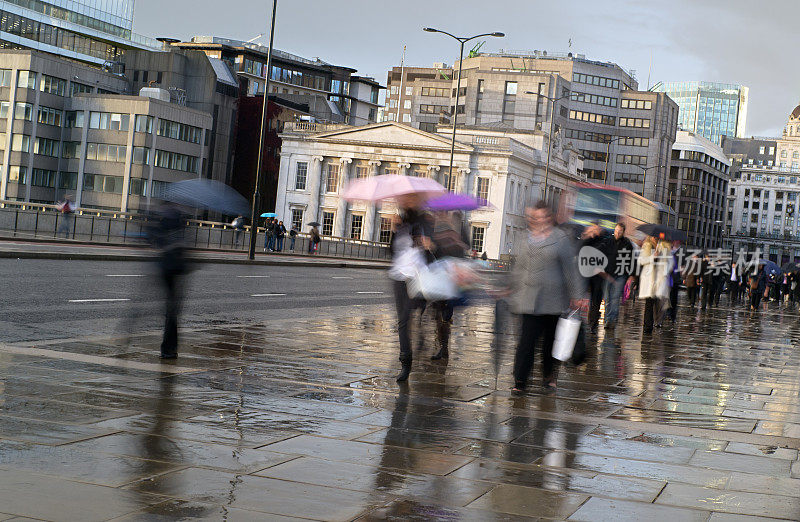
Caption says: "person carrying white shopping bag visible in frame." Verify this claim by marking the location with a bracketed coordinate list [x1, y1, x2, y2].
[553, 309, 582, 361]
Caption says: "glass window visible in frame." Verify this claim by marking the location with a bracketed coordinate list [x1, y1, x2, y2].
[8, 166, 27, 184]
[402, 113, 411, 123]
[134, 115, 153, 133]
[291, 208, 303, 231]
[476, 178, 489, 200]
[129, 178, 147, 196]
[17, 71, 36, 89]
[325, 164, 339, 193]
[0, 102, 8, 119]
[0, 69, 11, 87]
[322, 211, 335, 236]
[39, 74, 66, 96]
[403, 99, 411, 109]
[295, 161, 308, 190]
[405, 86, 413, 96]
[505, 82, 517, 95]
[379, 216, 393, 243]
[11, 134, 30, 152]
[350, 214, 363, 239]
[471, 225, 486, 253]
[132, 147, 150, 165]
[14, 103, 32, 121]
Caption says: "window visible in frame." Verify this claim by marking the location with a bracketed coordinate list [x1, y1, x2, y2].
[618, 117, 651, 128]
[132, 147, 150, 165]
[11, 134, 29, 152]
[64, 111, 84, 128]
[355, 166, 369, 179]
[291, 208, 303, 231]
[419, 104, 449, 114]
[569, 109, 616, 126]
[295, 161, 308, 190]
[563, 128, 614, 144]
[403, 99, 411, 109]
[39, 74, 66, 96]
[83, 174, 123, 194]
[421, 87, 448, 97]
[402, 114, 411, 122]
[8, 166, 26, 184]
[505, 81, 517, 95]
[14, 102, 32, 121]
[322, 211, 335, 236]
[476, 178, 489, 200]
[61, 141, 81, 159]
[89, 112, 130, 131]
[129, 178, 147, 196]
[617, 154, 647, 165]
[570, 92, 618, 107]
[471, 225, 486, 253]
[0, 102, 7, 119]
[154, 150, 198, 173]
[58, 172, 78, 190]
[325, 163, 340, 192]
[390, 85, 399, 95]
[379, 217, 393, 243]
[770, 146, 775, 155]
[34, 137, 59, 157]
[17, 70, 36, 89]
[759, 146, 766, 154]
[31, 168, 56, 188]
[419, 122, 437, 133]
[70, 82, 92, 95]
[37, 106, 62, 126]
[350, 215, 363, 239]
[158, 119, 202, 143]
[0, 69, 10, 87]
[86, 143, 126, 162]
[389, 99, 398, 108]
[782, 150, 788, 158]
[134, 115, 153, 133]
[572, 73, 620, 90]
[620, 99, 653, 110]
[794, 151, 799, 159]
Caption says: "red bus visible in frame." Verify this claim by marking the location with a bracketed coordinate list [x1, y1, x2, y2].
[560, 183, 659, 240]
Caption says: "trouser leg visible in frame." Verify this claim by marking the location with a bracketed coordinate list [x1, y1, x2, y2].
[540, 314, 560, 382]
[643, 298, 655, 332]
[161, 272, 179, 357]
[513, 314, 542, 388]
[588, 277, 603, 328]
[393, 280, 412, 363]
[669, 284, 679, 320]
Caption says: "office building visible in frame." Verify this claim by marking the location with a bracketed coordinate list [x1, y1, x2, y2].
[0, 0, 160, 65]
[668, 131, 730, 250]
[384, 51, 678, 203]
[275, 121, 585, 258]
[653, 81, 748, 145]
[721, 135, 777, 180]
[0, 49, 217, 212]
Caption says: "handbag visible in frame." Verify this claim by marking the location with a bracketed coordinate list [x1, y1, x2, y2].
[622, 278, 632, 304]
[553, 309, 581, 362]
[407, 260, 459, 301]
[571, 322, 587, 366]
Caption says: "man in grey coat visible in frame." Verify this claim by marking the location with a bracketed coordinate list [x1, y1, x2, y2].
[510, 201, 586, 391]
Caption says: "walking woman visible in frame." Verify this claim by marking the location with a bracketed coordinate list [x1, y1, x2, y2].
[510, 201, 585, 392]
[749, 264, 767, 310]
[683, 253, 700, 307]
[639, 236, 672, 334]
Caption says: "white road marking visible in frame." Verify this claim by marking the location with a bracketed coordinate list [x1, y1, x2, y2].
[251, 293, 286, 297]
[68, 298, 131, 303]
[105, 274, 144, 277]
[237, 275, 271, 278]
[357, 291, 384, 294]
[332, 276, 353, 279]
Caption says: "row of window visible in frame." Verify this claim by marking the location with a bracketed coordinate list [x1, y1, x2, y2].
[569, 109, 616, 126]
[158, 119, 202, 144]
[582, 150, 608, 162]
[154, 150, 199, 173]
[621, 99, 653, 110]
[572, 73, 621, 90]
[780, 150, 800, 159]
[616, 154, 648, 166]
[7, 168, 149, 197]
[421, 87, 448, 97]
[570, 92, 618, 108]
[419, 104, 449, 115]
[619, 117, 651, 128]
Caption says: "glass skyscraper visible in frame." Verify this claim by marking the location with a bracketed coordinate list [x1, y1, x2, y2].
[653, 81, 748, 145]
[0, 0, 158, 64]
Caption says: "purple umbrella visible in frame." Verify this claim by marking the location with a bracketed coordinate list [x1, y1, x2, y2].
[425, 193, 491, 211]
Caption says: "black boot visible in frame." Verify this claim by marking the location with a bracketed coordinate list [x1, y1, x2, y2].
[431, 319, 450, 360]
[396, 359, 412, 382]
[431, 347, 448, 360]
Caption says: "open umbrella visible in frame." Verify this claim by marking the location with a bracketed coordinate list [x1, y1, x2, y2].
[759, 259, 781, 276]
[781, 261, 798, 272]
[425, 193, 492, 212]
[307, 221, 321, 227]
[342, 174, 446, 202]
[636, 223, 687, 242]
[260, 212, 277, 218]
[163, 178, 250, 216]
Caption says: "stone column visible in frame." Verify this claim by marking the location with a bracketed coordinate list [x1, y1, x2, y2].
[457, 168, 471, 194]
[334, 157, 352, 237]
[306, 156, 324, 224]
[399, 162, 411, 177]
[363, 160, 381, 242]
[427, 165, 441, 182]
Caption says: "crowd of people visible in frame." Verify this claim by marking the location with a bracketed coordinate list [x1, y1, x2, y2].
[388, 198, 791, 390]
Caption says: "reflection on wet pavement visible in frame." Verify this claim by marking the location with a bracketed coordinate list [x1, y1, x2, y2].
[0, 299, 798, 520]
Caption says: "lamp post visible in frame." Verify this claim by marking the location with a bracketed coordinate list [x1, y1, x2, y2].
[525, 90, 570, 202]
[423, 28, 504, 192]
[602, 136, 627, 185]
[248, 0, 278, 260]
[632, 164, 666, 200]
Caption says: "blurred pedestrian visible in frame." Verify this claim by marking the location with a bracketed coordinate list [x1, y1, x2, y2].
[309, 225, 321, 254]
[265, 218, 276, 252]
[639, 236, 672, 333]
[700, 253, 713, 310]
[231, 215, 244, 246]
[275, 220, 287, 252]
[510, 201, 585, 392]
[601, 222, 635, 330]
[749, 265, 767, 310]
[668, 241, 682, 322]
[729, 263, 741, 304]
[580, 222, 607, 332]
[683, 253, 700, 307]
[57, 194, 75, 238]
[289, 225, 298, 251]
[429, 211, 468, 361]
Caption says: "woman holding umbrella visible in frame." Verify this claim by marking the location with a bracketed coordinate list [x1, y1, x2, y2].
[307, 222, 321, 254]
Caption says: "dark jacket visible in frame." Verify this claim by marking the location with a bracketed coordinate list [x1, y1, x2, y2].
[581, 231, 608, 281]
[275, 224, 286, 238]
[602, 235, 635, 277]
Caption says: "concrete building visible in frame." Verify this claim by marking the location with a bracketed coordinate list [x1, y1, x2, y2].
[721, 135, 777, 181]
[348, 76, 382, 126]
[668, 131, 730, 250]
[653, 81, 748, 145]
[275, 121, 585, 258]
[384, 51, 678, 203]
[0, 0, 160, 65]
[0, 49, 212, 212]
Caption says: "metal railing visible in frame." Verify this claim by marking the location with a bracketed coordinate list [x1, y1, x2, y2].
[0, 200, 391, 261]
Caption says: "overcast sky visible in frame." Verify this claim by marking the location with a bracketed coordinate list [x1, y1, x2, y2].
[135, 0, 797, 137]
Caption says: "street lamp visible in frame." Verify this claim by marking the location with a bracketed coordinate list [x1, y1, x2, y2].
[248, 0, 278, 260]
[602, 136, 627, 185]
[525, 90, 570, 201]
[631, 164, 666, 200]
[423, 27, 504, 192]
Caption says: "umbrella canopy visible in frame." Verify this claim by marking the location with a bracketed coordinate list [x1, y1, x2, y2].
[260, 212, 277, 218]
[759, 259, 781, 276]
[425, 193, 491, 212]
[342, 174, 446, 202]
[636, 223, 687, 242]
[782, 261, 799, 272]
[163, 179, 250, 216]
[307, 221, 321, 227]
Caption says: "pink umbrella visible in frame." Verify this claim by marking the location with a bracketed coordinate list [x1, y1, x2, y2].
[342, 175, 446, 202]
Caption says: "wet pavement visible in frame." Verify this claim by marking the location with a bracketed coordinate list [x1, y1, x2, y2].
[0, 297, 799, 520]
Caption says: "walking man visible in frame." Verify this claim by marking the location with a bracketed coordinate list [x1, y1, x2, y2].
[602, 223, 635, 330]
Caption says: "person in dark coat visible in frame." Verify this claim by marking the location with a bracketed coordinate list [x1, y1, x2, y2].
[580, 222, 607, 332]
[682, 253, 700, 307]
[749, 265, 767, 310]
[668, 242, 682, 322]
[600, 222, 635, 330]
[275, 220, 287, 252]
[700, 254, 714, 310]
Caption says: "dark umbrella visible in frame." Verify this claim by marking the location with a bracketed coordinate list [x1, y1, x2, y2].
[759, 259, 781, 276]
[307, 222, 321, 227]
[162, 179, 250, 216]
[636, 223, 687, 242]
[782, 262, 798, 272]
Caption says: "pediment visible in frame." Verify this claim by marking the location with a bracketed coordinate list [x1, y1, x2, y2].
[313, 122, 473, 151]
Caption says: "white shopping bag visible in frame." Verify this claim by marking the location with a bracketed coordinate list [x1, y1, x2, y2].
[389, 246, 426, 281]
[552, 310, 581, 362]
[407, 260, 459, 301]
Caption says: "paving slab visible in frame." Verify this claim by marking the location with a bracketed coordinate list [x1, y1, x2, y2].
[567, 497, 710, 521]
[656, 483, 800, 519]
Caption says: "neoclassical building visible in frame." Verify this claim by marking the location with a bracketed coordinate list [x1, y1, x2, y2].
[275, 121, 585, 258]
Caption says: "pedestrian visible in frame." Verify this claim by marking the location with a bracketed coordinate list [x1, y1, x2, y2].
[793, 271, 800, 305]
[749, 265, 767, 310]
[683, 253, 700, 307]
[309, 225, 321, 254]
[429, 211, 468, 361]
[56, 194, 75, 238]
[510, 201, 585, 392]
[389, 197, 434, 382]
[580, 222, 607, 332]
[481, 251, 488, 261]
[231, 215, 244, 246]
[148, 203, 188, 359]
[275, 220, 287, 252]
[601, 222, 635, 330]
[700, 254, 714, 310]
[668, 241, 681, 322]
[712, 267, 726, 307]
[264, 218, 276, 252]
[639, 236, 672, 334]
[289, 225, 298, 251]
[729, 263, 741, 304]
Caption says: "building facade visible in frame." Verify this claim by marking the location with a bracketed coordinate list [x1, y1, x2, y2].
[668, 131, 730, 250]
[275, 121, 585, 258]
[384, 51, 678, 203]
[0, 0, 160, 65]
[653, 81, 748, 146]
[0, 50, 213, 212]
